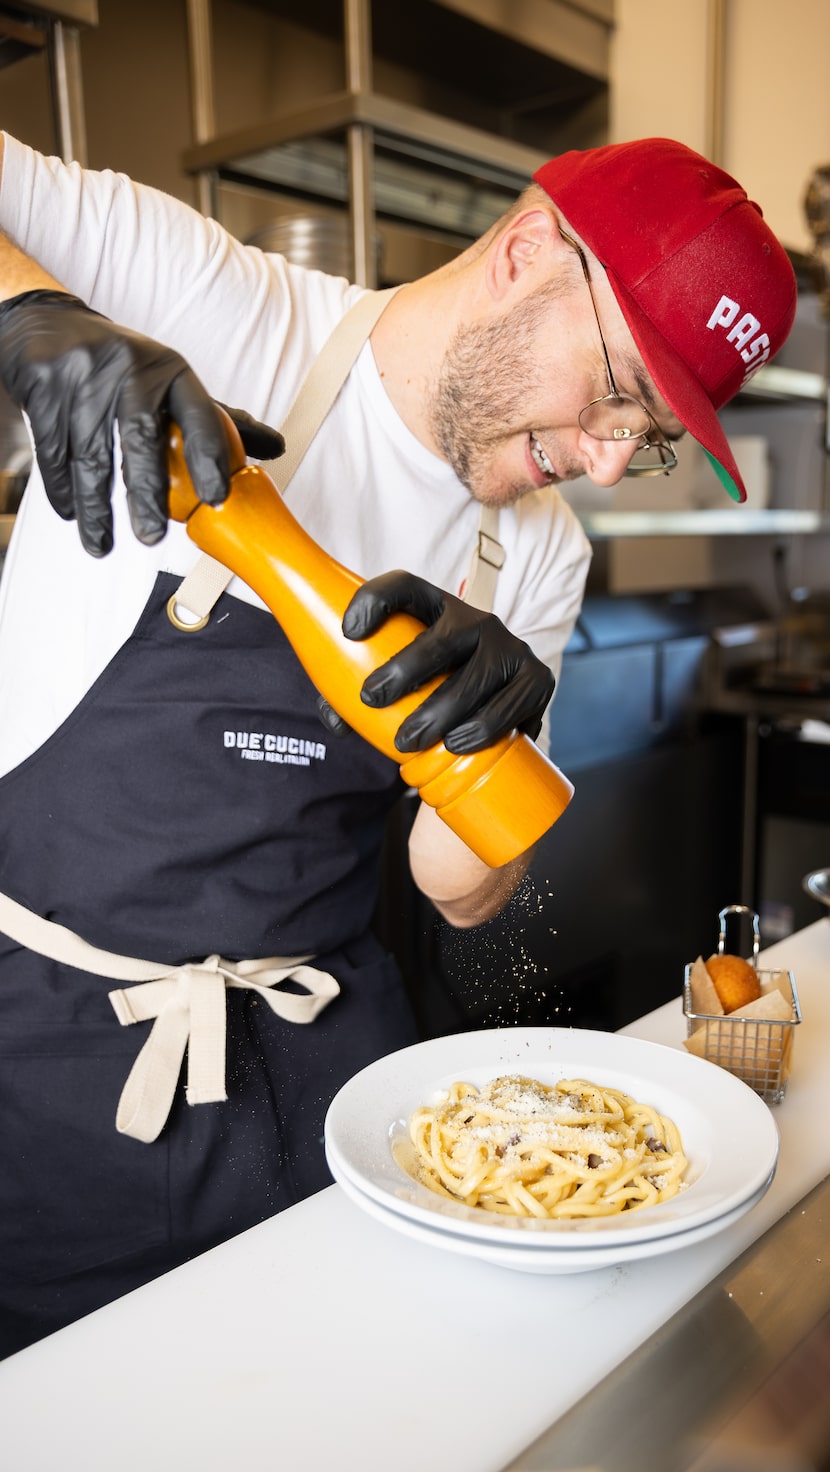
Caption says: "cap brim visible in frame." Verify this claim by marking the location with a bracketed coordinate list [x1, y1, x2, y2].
[607, 270, 746, 504]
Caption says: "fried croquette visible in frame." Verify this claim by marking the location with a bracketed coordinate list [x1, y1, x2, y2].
[705, 953, 762, 1013]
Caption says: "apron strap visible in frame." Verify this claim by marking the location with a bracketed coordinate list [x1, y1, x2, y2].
[462, 504, 503, 613]
[263, 285, 401, 490]
[170, 286, 400, 626]
[0, 890, 339, 1145]
[170, 284, 505, 626]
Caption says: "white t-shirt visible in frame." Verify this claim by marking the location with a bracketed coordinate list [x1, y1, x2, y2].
[0, 135, 591, 777]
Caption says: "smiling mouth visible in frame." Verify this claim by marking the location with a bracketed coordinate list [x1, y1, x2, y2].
[530, 432, 555, 479]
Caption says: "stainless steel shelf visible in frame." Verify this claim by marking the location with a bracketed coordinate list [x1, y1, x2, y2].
[428, 0, 612, 80]
[183, 0, 614, 265]
[578, 508, 830, 540]
[0, 0, 95, 162]
[183, 88, 548, 238]
[0, 8, 46, 67]
[743, 364, 827, 401]
[182, 88, 548, 183]
[15, 0, 97, 19]
[5, 509, 828, 555]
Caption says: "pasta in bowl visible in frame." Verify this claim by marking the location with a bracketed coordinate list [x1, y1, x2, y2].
[325, 1028, 779, 1258]
[406, 1074, 688, 1220]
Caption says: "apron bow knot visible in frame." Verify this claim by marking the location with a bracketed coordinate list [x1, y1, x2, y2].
[0, 888, 339, 1145]
[108, 952, 340, 1142]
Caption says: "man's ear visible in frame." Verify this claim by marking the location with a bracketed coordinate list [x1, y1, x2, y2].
[484, 207, 560, 302]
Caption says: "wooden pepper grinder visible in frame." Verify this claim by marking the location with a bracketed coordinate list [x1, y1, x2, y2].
[166, 411, 574, 868]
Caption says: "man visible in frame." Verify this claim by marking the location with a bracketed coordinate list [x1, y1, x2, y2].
[0, 133, 795, 1354]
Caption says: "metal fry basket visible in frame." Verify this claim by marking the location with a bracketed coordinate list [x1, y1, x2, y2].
[683, 906, 802, 1105]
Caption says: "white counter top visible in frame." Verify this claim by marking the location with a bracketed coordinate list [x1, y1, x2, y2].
[2, 919, 829, 1472]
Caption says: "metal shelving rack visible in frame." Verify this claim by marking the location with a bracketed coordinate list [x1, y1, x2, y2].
[181, 0, 612, 286]
[0, 0, 96, 163]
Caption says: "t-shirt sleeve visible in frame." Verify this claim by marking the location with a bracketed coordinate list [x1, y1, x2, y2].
[0, 133, 297, 415]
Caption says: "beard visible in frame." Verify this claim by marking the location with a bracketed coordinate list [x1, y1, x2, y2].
[427, 273, 576, 504]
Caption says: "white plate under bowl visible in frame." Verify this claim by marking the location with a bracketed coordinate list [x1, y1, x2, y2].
[333, 1166, 774, 1275]
[324, 1028, 779, 1250]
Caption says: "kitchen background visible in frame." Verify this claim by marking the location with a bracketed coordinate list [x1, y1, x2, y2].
[3, 0, 830, 1036]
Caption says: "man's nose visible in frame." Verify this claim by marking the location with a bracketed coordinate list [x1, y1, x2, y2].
[579, 430, 641, 487]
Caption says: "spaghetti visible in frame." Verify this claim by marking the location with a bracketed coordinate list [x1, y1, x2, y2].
[407, 1074, 687, 1219]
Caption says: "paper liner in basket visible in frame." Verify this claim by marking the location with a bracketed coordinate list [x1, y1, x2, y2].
[684, 956, 796, 1086]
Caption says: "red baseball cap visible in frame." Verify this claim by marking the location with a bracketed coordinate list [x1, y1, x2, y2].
[534, 138, 797, 503]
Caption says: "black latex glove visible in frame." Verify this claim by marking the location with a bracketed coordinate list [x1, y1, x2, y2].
[337, 570, 555, 755]
[0, 289, 284, 556]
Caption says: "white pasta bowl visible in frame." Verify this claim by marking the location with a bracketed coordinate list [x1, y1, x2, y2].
[324, 1027, 779, 1256]
[329, 1161, 773, 1274]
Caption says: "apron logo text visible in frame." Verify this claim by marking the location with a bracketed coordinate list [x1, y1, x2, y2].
[224, 730, 327, 766]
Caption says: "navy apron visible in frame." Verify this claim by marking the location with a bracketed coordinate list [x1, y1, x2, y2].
[0, 571, 417, 1355]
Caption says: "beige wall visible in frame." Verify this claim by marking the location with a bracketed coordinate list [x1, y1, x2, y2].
[603, 0, 830, 600]
[612, 0, 830, 254]
[611, 0, 715, 157]
[724, 0, 830, 255]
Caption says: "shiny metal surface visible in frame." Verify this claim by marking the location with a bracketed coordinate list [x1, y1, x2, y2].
[185, 0, 217, 218]
[577, 507, 830, 539]
[344, 0, 376, 289]
[48, 18, 88, 164]
[432, 0, 612, 77]
[1, 0, 97, 23]
[506, 1172, 830, 1472]
[804, 869, 830, 907]
[244, 214, 383, 282]
[2, 1, 95, 162]
[182, 88, 546, 200]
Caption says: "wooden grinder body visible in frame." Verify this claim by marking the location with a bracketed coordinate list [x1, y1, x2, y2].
[166, 420, 573, 867]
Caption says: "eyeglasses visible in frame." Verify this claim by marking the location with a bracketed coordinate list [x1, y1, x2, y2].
[559, 228, 678, 478]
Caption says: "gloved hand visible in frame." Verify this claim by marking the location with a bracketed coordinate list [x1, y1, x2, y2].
[336, 569, 555, 755]
[0, 289, 285, 556]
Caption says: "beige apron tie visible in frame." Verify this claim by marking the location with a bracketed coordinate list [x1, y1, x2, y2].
[171, 284, 504, 628]
[0, 891, 339, 1144]
[171, 286, 401, 627]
